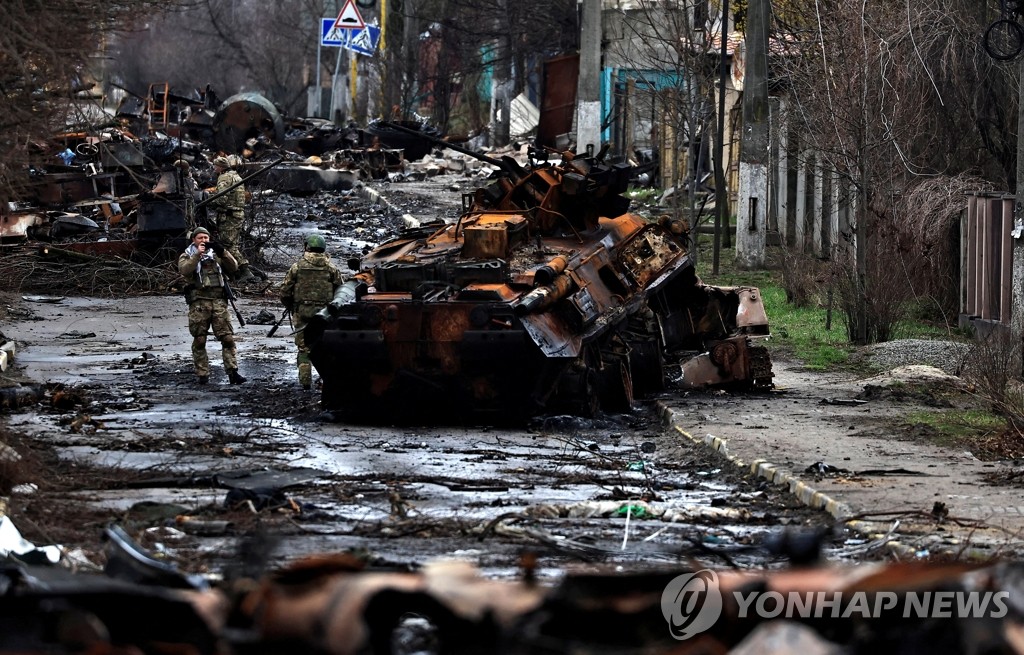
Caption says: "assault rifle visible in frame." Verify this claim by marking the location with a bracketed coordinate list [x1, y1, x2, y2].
[267, 310, 291, 337]
[223, 280, 246, 327]
[195, 156, 287, 210]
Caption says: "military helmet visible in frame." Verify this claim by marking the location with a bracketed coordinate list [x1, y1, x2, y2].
[305, 234, 327, 251]
[212, 156, 230, 168]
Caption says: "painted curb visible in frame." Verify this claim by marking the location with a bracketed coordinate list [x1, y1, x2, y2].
[358, 184, 420, 228]
[655, 400, 919, 559]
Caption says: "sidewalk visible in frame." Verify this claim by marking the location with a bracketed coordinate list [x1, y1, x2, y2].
[656, 358, 1024, 559]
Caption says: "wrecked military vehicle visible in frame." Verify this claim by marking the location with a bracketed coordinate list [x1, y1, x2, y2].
[306, 128, 773, 421]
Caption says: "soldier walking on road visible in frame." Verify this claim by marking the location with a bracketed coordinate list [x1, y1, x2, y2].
[279, 233, 343, 390]
[178, 227, 247, 385]
[208, 156, 256, 283]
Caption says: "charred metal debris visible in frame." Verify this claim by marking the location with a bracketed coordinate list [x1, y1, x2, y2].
[1, 520, 1022, 655]
[0, 85, 436, 264]
[306, 123, 774, 421]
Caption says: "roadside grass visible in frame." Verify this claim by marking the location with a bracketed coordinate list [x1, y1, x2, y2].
[694, 247, 965, 371]
[692, 246, 1021, 458]
[900, 407, 1024, 460]
[694, 249, 854, 369]
[902, 408, 1004, 447]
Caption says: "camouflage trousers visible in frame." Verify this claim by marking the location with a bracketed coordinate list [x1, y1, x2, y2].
[293, 305, 319, 386]
[216, 212, 248, 267]
[188, 298, 237, 376]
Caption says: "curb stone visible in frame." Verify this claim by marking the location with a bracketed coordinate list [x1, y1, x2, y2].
[655, 400, 920, 560]
[358, 184, 420, 228]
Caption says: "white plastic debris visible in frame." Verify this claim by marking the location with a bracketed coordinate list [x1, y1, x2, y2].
[0, 516, 62, 565]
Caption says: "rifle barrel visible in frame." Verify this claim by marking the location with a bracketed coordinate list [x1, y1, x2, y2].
[375, 121, 505, 168]
[196, 155, 287, 209]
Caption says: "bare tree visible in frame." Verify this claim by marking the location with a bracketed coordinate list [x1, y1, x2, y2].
[772, 0, 1013, 342]
[0, 0, 177, 204]
[604, 0, 725, 263]
[112, 0, 329, 116]
[379, 0, 578, 139]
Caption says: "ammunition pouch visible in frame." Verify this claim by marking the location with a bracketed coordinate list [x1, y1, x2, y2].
[182, 284, 197, 305]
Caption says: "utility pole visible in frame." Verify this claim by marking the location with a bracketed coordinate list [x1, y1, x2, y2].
[1012, 53, 1024, 368]
[576, 0, 601, 152]
[735, 0, 769, 269]
[713, 0, 730, 275]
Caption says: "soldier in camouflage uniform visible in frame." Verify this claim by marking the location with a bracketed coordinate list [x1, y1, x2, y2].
[280, 233, 343, 390]
[178, 227, 247, 385]
[208, 156, 255, 283]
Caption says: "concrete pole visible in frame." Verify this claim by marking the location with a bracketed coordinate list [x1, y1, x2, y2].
[316, 29, 322, 117]
[576, 0, 602, 153]
[712, 0, 729, 275]
[735, 0, 769, 269]
[1011, 57, 1024, 369]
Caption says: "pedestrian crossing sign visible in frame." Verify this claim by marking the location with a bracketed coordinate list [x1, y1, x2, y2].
[321, 18, 380, 56]
[321, 18, 346, 46]
[332, 0, 366, 31]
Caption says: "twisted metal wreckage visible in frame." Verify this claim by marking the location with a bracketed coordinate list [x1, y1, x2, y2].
[3, 83, 776, 419]
[306, 123, 773, 420]
[0, 87, 408, 259]
[1, 521, 1022, 654]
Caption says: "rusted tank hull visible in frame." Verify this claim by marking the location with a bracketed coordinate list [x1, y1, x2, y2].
[307, 255, 772, 422]
[306, 132, 773, 422]
[310, 301, 550, 420]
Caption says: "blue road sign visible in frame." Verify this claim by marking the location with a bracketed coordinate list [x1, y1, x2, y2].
[321, 18, 380, 56]
[345, 24, 381, 56]
[321, 17, 347, 46]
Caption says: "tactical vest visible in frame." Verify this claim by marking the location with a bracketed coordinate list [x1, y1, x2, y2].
[294, 257, 335, 306]
[216, 171, 245, 216]
[195, 257, 226, 299]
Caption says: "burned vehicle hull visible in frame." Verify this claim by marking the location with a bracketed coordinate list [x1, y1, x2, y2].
[305, 141, 772, 421]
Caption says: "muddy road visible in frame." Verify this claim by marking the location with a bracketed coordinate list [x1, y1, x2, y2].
[0, 176, 860, 580]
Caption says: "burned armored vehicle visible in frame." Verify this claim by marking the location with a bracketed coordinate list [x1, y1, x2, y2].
[305, 133, 772, 421]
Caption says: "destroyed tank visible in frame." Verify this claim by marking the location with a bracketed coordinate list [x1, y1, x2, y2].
[305, 126, 773, 422]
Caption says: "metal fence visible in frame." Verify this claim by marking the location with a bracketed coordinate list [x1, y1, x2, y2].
[961, 192, 1014, 331]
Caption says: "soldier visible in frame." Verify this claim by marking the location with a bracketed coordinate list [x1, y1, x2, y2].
[280, 233, 343, 390]
[178, 227, 247, 385]
[208, 155, 256, 283]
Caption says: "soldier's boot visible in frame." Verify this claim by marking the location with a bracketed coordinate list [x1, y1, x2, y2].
[234, 265, 257, 284]
[227, 369, 246, 384]
[298, 363, 313, 391]
[197, 375, 208, 385]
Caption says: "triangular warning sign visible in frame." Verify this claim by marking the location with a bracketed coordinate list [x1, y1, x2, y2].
[333, 0, 365, 30]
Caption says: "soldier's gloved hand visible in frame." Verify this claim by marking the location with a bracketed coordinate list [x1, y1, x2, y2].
[209, 241, 225, 256]
[281, 298, 294, 312]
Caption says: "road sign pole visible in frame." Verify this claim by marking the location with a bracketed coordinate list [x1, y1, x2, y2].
[315, 32, 322, 117]
[333, 38, 345, 122]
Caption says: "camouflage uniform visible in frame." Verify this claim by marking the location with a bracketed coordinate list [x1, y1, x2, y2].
[178, 243, 240, 378]
[280, 251, 343, 388]
[209, 168, 248, 267]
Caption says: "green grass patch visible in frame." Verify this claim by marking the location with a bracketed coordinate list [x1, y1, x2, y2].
[902, 408, 1005, 449]
[693, 246, 969, 370]
[625, 187, 662, 205]
[695, 249, 854, 369]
